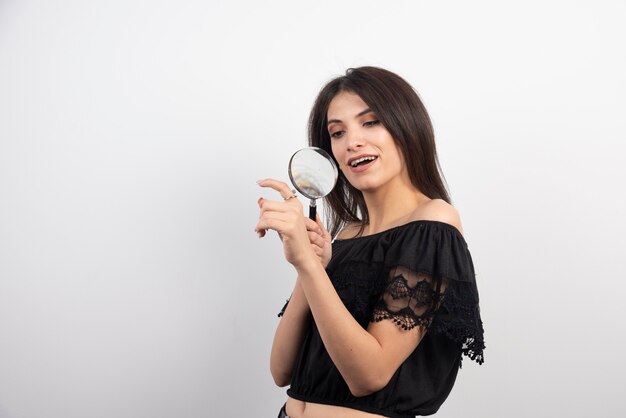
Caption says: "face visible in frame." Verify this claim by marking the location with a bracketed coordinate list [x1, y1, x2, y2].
[327, 91, 407, 193]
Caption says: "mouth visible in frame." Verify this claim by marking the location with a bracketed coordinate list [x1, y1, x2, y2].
[348, 155, 378, 168]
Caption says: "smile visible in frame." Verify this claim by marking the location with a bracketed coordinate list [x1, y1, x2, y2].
[349, 156, 378, 167]
[348, 157, 377, 173]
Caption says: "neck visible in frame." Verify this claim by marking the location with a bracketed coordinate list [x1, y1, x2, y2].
[361, 174, 430, 235]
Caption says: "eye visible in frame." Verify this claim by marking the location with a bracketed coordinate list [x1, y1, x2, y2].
[330, 130, 345, 139]
[363, 120, 380, 127]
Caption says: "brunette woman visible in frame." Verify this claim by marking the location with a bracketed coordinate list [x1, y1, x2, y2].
[256, 66, 484, 418]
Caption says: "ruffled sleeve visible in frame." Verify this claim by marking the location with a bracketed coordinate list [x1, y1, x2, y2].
[370, 221, 485, 365]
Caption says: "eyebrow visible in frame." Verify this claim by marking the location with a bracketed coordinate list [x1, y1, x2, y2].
[327, 108, 373, 126]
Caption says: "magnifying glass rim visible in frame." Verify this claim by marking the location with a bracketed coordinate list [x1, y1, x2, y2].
[288, 146, 339, 200]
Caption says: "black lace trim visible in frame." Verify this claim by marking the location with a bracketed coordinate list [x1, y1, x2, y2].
[371, 274, 436, 330]
[430, 278, 485, 365]
[370, 268, 484, 365]
[371, 307, 435, 330]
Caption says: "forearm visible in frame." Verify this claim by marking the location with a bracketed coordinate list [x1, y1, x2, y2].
[296, 260, 385, 396]
[270, 279, 311, 386]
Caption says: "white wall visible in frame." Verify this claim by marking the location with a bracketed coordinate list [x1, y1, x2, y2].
[1, 1, 625, 417]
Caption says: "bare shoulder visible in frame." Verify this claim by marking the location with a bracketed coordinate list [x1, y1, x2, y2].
[414, 198, 464, 236]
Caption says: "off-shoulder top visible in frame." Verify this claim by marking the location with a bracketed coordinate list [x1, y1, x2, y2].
[277, 220, 485, 418]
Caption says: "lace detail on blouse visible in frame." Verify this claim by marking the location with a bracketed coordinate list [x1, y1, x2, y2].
[369, 264, 484, 365]
[371, 267, 444, 331]
[429, 273, 485, 365]
[276, 220, 485, 366]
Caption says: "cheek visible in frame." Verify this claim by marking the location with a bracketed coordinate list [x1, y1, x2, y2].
[392, 144, 405, 165]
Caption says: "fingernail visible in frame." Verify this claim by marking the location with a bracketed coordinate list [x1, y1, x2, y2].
[256, 179, 264, 184]
[258, 197, 263, 207]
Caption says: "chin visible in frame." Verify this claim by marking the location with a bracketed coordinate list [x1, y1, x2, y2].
[350, 180, 380, 193]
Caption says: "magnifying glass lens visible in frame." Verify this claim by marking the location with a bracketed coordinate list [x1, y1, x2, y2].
[288, 147, 338, 220]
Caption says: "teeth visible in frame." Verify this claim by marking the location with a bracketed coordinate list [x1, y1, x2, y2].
[350, 156, 377, 167]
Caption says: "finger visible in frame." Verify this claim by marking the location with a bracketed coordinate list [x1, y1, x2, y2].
[256, 197, 266, 237]
[256, 197, 271, 237]
[256, 197, 295, 237]
[307, 238, 323, 256]
[257, 178, 298, 200]
[259, 211, 291, 224]
[259, 199, 297, 216]
[312, 245, 323, 258]
[315, 213, 332, 240]
[307, 231, 324, 247]
[256, 217, 288, 235]
[257, 211, 304, 239]
[305, 218, 323, 236]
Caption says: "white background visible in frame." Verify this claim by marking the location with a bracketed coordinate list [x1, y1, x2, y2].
[1, 1, 625, 417]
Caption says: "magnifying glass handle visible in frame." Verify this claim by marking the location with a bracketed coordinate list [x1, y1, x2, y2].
[309, 199, 316, 221]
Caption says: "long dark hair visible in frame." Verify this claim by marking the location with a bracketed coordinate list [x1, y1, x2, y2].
[308, 66, 451, 238]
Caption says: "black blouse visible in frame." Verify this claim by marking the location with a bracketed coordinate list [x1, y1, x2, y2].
[278, 220, 484, 418]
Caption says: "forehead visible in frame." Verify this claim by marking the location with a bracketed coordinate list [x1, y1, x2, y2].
[327, 91, 369, 119]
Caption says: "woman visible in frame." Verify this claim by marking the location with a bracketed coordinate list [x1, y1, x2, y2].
[255, 67, 484, 418]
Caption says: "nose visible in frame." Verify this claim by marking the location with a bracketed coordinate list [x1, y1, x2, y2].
[345, 129, 364, 151]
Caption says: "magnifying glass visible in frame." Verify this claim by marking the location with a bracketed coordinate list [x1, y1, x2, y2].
[288, 147, 338, 220]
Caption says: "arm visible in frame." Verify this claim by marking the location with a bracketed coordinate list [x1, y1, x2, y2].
[269, 214, 331, 387]
[270, 278, 310, 386]
[296, 259, 425, 397]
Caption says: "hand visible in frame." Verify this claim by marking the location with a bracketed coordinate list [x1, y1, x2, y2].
[305, 214, 332, 268]
[255, 178, 319, 269]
